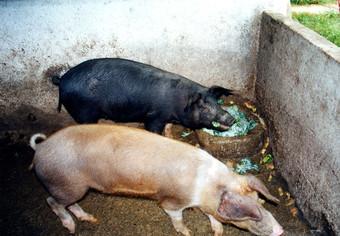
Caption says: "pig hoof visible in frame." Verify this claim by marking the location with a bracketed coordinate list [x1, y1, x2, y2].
[177, 227, 191, 236]
[61, 218, 76, 234]
[67, 203, 97, 223]
[80, 214, 97, 223]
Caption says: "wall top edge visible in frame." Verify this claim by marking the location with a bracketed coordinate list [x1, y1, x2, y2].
[263, 11, 340, 63]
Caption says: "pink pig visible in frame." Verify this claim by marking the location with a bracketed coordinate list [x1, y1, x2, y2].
[30, 124, 283, 236]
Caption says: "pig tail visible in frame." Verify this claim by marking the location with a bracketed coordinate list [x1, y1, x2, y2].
[29, 133, 46, 170]
[29, 133, 46, 151]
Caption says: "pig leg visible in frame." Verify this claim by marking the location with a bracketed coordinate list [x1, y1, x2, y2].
[74, 111, 99, 124]
[46, 196, 76, 233]
[145, 120, 165, 135]
[163, 123, 174, 138]
[68, 203, 97, 222]
[207, 214, 224, 236]
[164, 209, 191, 236]
[64, 103, 99, 124]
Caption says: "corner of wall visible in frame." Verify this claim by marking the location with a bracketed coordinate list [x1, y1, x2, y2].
[256, 11, 340, 235]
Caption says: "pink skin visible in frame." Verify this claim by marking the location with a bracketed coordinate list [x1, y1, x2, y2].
[30, 124, 283, 235]
[271, 224, 284, 236]
[219, 124, 230, 130]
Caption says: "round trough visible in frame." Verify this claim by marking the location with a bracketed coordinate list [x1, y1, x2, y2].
[195, 109, 266, 162]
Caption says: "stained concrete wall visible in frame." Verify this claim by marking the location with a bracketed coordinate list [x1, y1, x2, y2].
[256, 11, 340, 234]
[1, 0, 339, 234]
[0, 0, 289, 134]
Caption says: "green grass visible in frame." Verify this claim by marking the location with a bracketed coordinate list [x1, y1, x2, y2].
[291, 0, 337, 5]
[292, 11, 340, 46]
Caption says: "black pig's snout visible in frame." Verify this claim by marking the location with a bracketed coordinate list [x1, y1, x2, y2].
[217, 114, 235, 131]
[226, 116, 235, 126]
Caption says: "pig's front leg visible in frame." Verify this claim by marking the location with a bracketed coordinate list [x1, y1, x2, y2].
[163, 123, 174, 138]
[207, 214, 224, 236]
[164, 209, 192, 236]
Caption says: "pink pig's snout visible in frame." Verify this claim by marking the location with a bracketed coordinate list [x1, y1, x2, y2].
[270, 224, 284, 236]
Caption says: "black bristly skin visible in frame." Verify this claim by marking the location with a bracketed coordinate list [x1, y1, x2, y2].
[54, 58, 235, 134]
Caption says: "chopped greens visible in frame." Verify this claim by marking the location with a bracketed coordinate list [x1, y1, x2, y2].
[218, 98, 225, 105]
[212, 121, 221, 128]
[262, 154, 274, 164]
[181, 131, 191, 137]
[203, 105, 258, 137]
[228, 158, 259, 175]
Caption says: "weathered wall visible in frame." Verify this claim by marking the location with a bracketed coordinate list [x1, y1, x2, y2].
[256, 11, 340, 235]
[0, 0, 289, 134]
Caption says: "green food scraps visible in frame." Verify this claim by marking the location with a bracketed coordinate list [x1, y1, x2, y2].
[203, 105, 258, 137]
[228, 158, 259, 175]
[262, 154, 273, 164]
[181, 131, 191, 137]
[212, 121, 221, 128]
[218, 98, 224, 105]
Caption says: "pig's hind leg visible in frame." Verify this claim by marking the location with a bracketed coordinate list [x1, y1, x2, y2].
[62, 101, 100, 124]
[68, 203, 97, 222]
[46, 196, 76, 233]
[145, 120, 166, 135]
[46, 183, 93, 232]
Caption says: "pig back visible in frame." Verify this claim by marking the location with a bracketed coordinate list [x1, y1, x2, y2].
[58, 58, 207, 124]
[33, 124, 204, 201]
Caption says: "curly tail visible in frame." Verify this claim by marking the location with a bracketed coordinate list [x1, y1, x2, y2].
[52, 76, 62, 112]
[29, 133, 46, 170]
[30, 133, 46, 150]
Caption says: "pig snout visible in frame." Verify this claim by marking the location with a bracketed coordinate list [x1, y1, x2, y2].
[220, 114, 235, 129]
[214, 112, 235, 131]
[271, 224, 284, 236]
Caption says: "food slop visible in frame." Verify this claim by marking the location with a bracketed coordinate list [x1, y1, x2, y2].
[203, 105, 258, 137]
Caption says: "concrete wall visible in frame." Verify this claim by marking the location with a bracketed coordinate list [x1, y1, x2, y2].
[0, 0, 289, 134]
[256, 11, 340, 234]
[1, 0, 339, 234]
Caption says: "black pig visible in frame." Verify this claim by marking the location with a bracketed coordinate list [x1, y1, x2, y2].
[52, 58, 235, 134]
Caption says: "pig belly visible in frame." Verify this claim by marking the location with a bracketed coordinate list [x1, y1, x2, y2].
[86, 163, 165, 198]
[34, 129, 199, 206]
[85, 153, 196, 202]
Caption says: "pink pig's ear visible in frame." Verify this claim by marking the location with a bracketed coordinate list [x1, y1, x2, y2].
[217, 190, 262, 221]
[246, 175, 280, 204]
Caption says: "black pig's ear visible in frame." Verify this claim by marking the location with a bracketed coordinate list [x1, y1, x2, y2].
[246, 175, 280, 204]
[217, 190, 262, 221]
[209, 86, 233, 98]
[185, 93, 203, 111]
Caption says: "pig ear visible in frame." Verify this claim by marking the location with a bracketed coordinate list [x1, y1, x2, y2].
[217, 190, 262, 221]
[185, 93, 203, 111]
[209, 86, 233, 98]
[247, 175, 280, 204]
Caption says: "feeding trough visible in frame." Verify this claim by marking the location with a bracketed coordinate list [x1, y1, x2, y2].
[195, 103, 266, 162]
